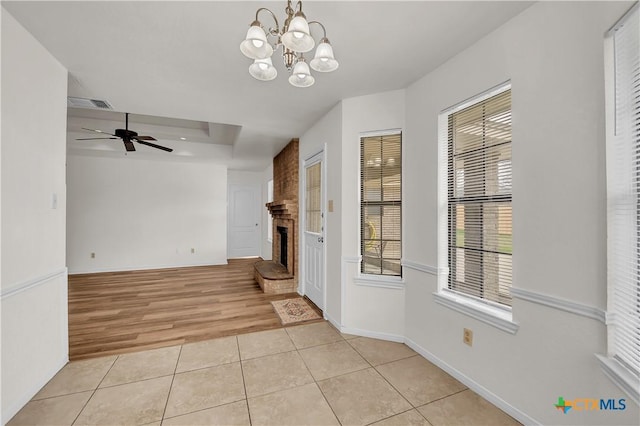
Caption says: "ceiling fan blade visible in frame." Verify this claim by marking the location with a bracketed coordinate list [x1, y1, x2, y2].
[136, 135, 157, 141]
[76, 137, 118, 140]
[123, 140, 136, 152]
[136, 140, 173, 152]
[81, 127, 116, 136]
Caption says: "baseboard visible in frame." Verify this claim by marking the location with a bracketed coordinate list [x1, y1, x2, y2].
[324, 312, 341, 330]
[2, 354, 68, 425]
[339, 325, 405, 343]
[404, 337, 540, 426]
[68, 259, 229, 274]
[322, 313, 404, 343]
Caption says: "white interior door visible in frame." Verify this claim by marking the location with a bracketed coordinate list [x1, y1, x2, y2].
[228, 184, 260, 258]
[303, 152, 325, 310]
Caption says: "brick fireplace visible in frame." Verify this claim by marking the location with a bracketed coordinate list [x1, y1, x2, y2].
[254, 139, 299, 293]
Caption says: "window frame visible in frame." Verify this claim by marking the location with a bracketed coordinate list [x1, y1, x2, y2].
[358, 129, 404, 282]
[600, 2, 640, 405]
[436, 82, 518, 333]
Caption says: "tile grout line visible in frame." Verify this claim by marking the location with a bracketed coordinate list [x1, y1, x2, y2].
[369, 353, 420, 368]
[167, 358, 240, 375]
[373, 362, 420, 411]
[161, 399, 248, 423]
[285, 326, 346, 351]
[246, 325, 348, 423]
[344, 340, 419, 417]
[236, 335, 253, 426]
[415, 405, 435, 426]
[419, 387, 469, 407]
[160, 344, 183, 423]
[341, 339, 471, 423]
[298, 344, 344, 426]
[70, 354, 120, 426]
[90, 372, 177, 389]
[300, 341, 371, 383]
[24, 322, 492, 426]
[308, 334, 419, 425]
[314, 378, 344, 425]
[343, 338, 420, 423]
[363, 407, 422, 426]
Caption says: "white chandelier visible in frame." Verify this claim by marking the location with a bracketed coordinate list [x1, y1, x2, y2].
[240, 0, 339, 88]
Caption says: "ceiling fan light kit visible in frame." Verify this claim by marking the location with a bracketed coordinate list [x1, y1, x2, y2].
[240, 0, 338, 87]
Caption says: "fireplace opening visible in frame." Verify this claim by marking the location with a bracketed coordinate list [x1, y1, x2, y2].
[277, 226, 288, 270]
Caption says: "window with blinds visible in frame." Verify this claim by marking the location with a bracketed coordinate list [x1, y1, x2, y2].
[360, 133, 402, 276]
[447, 89, 512, 307]
[607, 3, 640, 379]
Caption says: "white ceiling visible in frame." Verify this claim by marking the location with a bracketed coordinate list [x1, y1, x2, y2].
[3, 0, 532, 170]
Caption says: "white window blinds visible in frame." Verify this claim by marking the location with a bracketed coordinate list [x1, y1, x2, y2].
[448, 89, 512, 307]
[607, 3, 640, 378]
[361, 133, 402, 276]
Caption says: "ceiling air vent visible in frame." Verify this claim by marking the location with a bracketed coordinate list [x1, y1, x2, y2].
[67, 97, 113, 110]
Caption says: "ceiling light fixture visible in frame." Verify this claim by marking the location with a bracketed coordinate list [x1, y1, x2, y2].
[240, 0, 339, 88]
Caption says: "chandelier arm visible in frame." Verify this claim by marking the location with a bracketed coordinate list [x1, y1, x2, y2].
[255, 7, 280, 35]
[308, 20, 328, 40]
[295, 0, 303, 13]
[285, 0, 294, 15]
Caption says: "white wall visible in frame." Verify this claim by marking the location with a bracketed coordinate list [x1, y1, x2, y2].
[1, 8, 69, 423]
[340, 90, 406, 339]
[67, 155, 227, 273]
[299, 102, 342, 324]
[301, 92, 405, 336]
[228, 170, 264, 187]
[403, 1, 638, 425]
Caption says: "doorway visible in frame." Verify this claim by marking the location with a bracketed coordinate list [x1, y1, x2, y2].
[228, 183, 261, 258]
[302, 150, 326, 310]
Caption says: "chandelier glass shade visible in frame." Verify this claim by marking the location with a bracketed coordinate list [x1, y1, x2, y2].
[310, 38, 339, 72]
[240, 24, 273, 60]
[281, 12, 314, 53]
[240, 0, 338, 87]
[288, 57, 315, 87]
[249, 57, 278, 81]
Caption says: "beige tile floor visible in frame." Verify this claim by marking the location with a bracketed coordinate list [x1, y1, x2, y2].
[9, 321, 521, 426]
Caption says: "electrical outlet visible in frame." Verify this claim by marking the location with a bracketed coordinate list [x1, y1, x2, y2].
[463, 328, 473, 346]
[90, 252, 95, 259]
[191, 248, 195, 254]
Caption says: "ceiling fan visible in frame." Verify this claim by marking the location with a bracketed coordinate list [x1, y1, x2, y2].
[77, 112, 173, 153]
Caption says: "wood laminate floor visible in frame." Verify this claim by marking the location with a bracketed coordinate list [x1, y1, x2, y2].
[68, 258, 319, 360]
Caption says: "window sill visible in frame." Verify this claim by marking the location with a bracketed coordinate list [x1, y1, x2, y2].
[433, 290, 519, 334]
[355, 274, 405, 289]
[595, 354, 640, 405]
